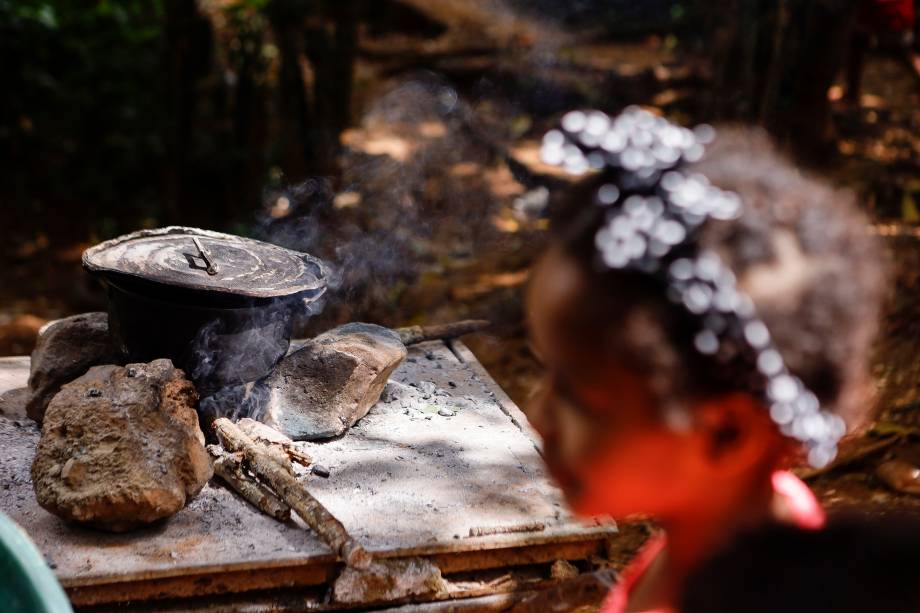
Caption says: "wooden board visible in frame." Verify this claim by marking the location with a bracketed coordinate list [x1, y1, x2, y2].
[0, 342, 616, 608]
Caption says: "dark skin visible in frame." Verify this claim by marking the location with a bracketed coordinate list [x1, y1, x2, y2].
[525, 246, 797, 612]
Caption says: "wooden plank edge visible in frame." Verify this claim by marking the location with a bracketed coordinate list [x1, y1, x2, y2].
[58, 522, 615, 589]
[74, 569, 616, 612]
[446, 340, 543, 453]
[66, 537, 612, 606]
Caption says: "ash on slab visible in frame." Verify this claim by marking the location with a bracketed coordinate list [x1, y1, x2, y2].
[263, 323, 407, 440]
[31, 359, 212, 532]
[26, 312, 123, 424]
[0, 342, 613, 599]
[380, 379, 479, 417]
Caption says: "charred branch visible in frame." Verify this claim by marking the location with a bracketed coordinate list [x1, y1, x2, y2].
[397, 319, 490, 346]
[208, 444, 291, 522]
[237, 417, 312, 469]
[213, 418, 372, 569]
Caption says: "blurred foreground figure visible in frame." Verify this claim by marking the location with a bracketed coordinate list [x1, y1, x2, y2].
[845, 0, 920, 103]
[525, 108, 909, 612]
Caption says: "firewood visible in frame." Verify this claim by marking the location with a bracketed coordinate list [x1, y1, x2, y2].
[237, 418, 313, 468]
[285, 445, 315, 467]
[396, 319, 490, 346]
[261, 443, 296, 474]
[208, 445, 291, 522]
[213, 418, 371, 569]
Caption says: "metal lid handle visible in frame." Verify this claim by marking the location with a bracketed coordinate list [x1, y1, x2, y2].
[192, 237, 219, 276]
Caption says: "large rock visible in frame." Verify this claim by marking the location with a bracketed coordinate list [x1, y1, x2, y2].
[31, 359, 212, 531]
[26, 312, 122, 424]
[263, 323, 406, 440]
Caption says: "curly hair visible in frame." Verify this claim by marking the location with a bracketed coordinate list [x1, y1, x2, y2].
[549, 127, 886, 428]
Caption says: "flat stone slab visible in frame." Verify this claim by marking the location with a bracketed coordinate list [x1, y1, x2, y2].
[0, 342, 615, 607]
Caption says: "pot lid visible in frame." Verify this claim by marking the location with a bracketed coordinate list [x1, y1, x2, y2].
[82, 226, 328, 299]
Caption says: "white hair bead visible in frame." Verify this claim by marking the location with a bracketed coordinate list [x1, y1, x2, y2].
[541, 109, 842, 467]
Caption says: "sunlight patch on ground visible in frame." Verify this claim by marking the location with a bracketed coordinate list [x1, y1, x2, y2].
[452, 269, 529, 302]
[449, 162, 480, 178]
[334, 191, 363, 209]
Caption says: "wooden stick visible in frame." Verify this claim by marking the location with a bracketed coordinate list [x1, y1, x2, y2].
[213, 418, 372, 569]
[467, 521, 545, 537]
[284, 445, 314, 467]
[262, 442, 296, 474]
[237, 418, 312, 469]
[396, 319, 490, 346]
[208, 445, 291, 522]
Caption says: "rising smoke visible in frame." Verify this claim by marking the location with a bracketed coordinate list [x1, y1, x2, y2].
[191, 0, 577, 421]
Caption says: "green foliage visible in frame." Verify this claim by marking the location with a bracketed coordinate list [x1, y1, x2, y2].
[0, 1, 167, 236]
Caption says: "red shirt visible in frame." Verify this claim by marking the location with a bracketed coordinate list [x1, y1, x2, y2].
[599, 471, 825, 613]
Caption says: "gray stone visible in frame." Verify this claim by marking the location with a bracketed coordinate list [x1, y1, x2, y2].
[31, 359, 212, 532]
[0, 387, 29, 418]
[380, 381, 413, 404]
[332, 557, 446, 604]
[263, 323, 406, 440]
[550, 558, 580, 580]
[26, 312, 122, 424]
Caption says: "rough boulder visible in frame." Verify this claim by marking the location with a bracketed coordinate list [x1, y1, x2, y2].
[31, 359, 212, 531]
[263, 323, 406, 439]
[26, 312, 122, 424]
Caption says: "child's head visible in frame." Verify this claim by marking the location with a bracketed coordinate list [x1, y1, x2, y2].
[525, 117, 885, 520]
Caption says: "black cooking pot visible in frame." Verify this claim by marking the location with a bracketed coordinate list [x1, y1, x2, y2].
[83, 227, 329, 395]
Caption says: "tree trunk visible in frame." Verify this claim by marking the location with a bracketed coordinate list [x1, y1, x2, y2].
[303, 3, 359, 176]
[230, 22, 268, 221]
[268, 2, 311, 182]
[706, 0, 858, 160]
[769, 0, 858, 159]
[162, 0, 195, 224]
[162, 0, 213, 224]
